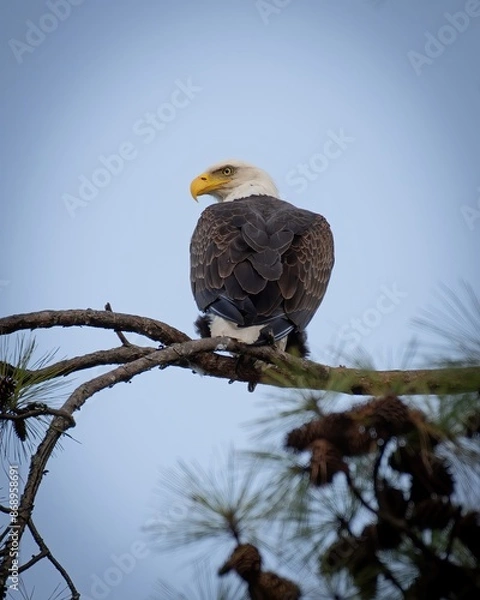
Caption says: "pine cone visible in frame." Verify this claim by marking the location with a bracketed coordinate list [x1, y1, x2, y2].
[348, 528, 381, 600]
[350, 395, 412, 440]
[464, 411, 480, 438]
[410, 455, 454, 501]
[308, 439, 348, 486]
[251, 571, 301, 600]
[405, 559, 478, 599]
[287, 396, 414, 458]
[374, 521, 403, 550]
[218, 544, 261, 580]
[321, 413, 372, 455]
[342, 425, 377, 456]
[456, 511, 480, 559]
[376, 479, 408, 519]
[389, 448, 454, 500]
[352, 565, 380, 600]
[408, 408, 444, 448]
[13, 418, 27, 442]
[219, 544, 302, 599]
[323, 528, 377, 577]
[362, 521, 403, 551]
[286, 413, 352, 452]
[410, 498, 456, 530]
[0, 375, 16, 411]
[322, 535, 359, 572]
[389, 446, 411, 473]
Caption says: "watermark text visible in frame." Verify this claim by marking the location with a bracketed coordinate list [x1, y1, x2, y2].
[407, 1, 480, 75]
[286, 128, 355, 193]
[9, 0, 86, 64]
[7, 465, 20, 591]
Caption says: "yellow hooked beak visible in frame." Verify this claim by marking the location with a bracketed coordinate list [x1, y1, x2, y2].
[190, 172, 228, 201]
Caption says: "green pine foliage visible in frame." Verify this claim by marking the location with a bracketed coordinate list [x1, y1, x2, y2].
[147, 285, 480, 599]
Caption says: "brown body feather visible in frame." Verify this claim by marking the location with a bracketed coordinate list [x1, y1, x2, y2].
[190, 195, 334, 346]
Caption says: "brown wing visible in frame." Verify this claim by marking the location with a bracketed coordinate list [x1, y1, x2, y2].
[190, 195, 334, 332]
[279, 212, 334, 330]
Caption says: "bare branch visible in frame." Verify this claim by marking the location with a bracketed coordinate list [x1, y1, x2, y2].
[27, 519, 80, 599]
[0, 309, 188, 344]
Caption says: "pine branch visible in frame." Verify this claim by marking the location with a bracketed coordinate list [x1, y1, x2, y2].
[1, 301, 478, 596]
[0, 337, 244, 588]
[2, 345, 157, 383]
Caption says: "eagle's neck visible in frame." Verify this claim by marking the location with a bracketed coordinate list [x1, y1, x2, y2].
[222, 181, 279, 202]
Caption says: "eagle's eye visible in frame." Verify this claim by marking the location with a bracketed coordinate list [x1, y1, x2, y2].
[222, 166, 234, 176]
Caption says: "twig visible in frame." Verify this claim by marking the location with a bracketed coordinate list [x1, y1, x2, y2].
[27, 519, 80, 599]
[346, 473, 377, 516]
[0, 527, 9, 545]
[346, 472, 439, 564]
[445, 507, 463, 559]
[372, 440, 388, 501]
[104, 302, 131, 347]
[338, 505, 405, 596]
[377, 559, 405, 596]
[18, 549, 48, 573]
[1, 408, 75, 427]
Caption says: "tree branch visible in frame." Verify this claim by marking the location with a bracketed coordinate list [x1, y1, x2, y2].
[0, 309, 188, 344]
[1, 309, 479, 395]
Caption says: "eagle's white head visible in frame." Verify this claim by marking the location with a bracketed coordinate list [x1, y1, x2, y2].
[190, 159, 279, 202]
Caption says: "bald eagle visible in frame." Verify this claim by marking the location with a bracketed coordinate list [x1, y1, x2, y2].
[190, 160, 334, 357]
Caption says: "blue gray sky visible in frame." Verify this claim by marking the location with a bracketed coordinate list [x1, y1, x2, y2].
[1, 0, 479, 597]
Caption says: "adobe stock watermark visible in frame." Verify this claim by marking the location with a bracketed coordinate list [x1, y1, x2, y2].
[81, 540, 149, 600]
[255, 0, 295, 25]
[285, 128, 355, 193]
[0, 280, 10, 293]
[338, 283, 408, 348]
[8, 0, 86, 65]
[407, 1, 480, 76]
[6, 465, 20, 592]
[460, 186, 480, 230]
[62, 77, 201, 218]
[80, 501, 188, 598]
[144, 503, 188, 540]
